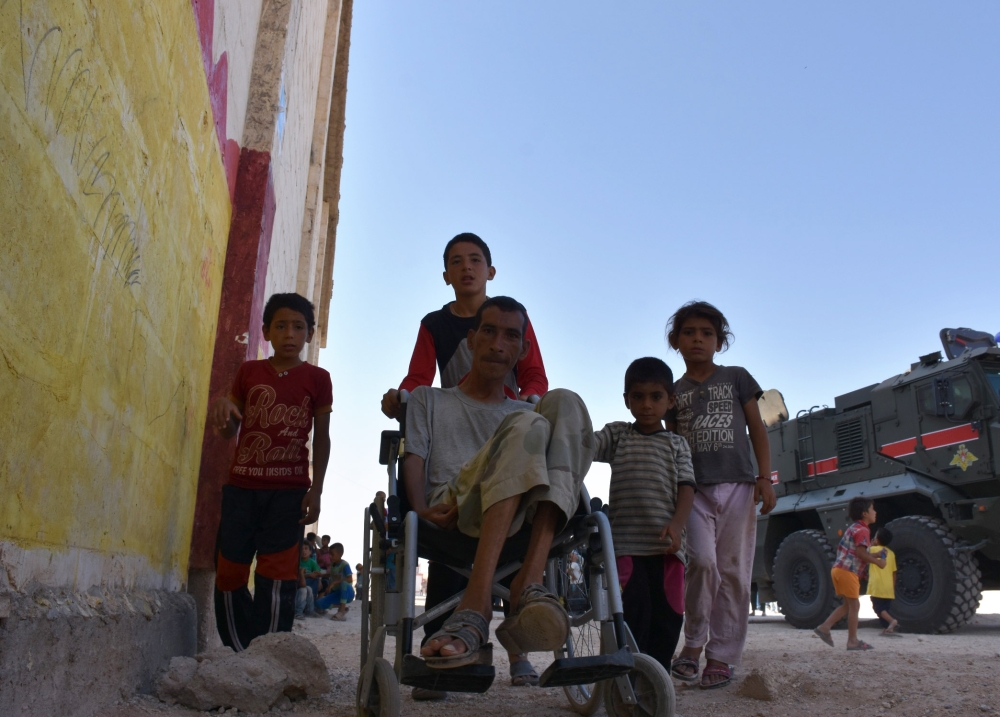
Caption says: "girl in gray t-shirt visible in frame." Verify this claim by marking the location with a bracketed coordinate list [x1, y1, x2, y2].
[664, 301, 775, 689]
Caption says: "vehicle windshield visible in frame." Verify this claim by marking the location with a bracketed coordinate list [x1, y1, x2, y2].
[984, 366, 1000, 402]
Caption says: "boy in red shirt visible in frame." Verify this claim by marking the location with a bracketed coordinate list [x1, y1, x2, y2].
[208, 293, 332, 651]
[380, 233, 547, 419]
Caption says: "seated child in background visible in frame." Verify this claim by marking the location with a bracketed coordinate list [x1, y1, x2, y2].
[593, 357, 696, 673]
[316, 535, 333, 590]
[295, 542, 326, 619]
[814, 497, 886, 650]
[317, 542, 354, 621]
[867, 527, 899, 635]
[301, 541, 324, 597]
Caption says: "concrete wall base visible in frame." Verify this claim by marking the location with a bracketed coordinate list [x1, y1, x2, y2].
[0, 587, 196, 717]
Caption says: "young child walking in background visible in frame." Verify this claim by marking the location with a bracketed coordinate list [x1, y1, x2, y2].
[814, 497, 886, 650]
[594, 357, 696, 672]
[867, 527, 899, 635]
[666, 301, 776, 689]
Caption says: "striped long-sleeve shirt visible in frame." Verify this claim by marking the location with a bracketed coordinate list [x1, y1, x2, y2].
[594, 422, 696, 562]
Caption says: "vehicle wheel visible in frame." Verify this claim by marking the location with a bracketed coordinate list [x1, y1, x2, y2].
[356, 657, 400, 717]
[885, 516, 982, 634]
[772, 529, 839, 629]
[556, 554, 603, 715]
[603, 653, 675, 717]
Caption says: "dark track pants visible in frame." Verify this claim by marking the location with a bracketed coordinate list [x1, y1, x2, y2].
[621, 554, 684, 671]
[214, 485, 306, 651]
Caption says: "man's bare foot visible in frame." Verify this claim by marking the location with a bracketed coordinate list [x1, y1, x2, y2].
[421, 633, 468, 658]
[420, 607, 491, 659]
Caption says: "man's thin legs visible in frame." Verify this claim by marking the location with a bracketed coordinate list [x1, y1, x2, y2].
[421, 495, 519, 658]
[508, 501, 560, 609]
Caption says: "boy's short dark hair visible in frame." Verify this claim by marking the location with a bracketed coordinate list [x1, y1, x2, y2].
[263, 293, 316, 329]
[306, 532, 317, 541]
[443, 232, 492, 267]
[666, 300, 734, 351]
[875, 527, 893, 546]
[322, 535, 330, 541]
[331, 542, 344, 553]
[474, 296, 527, 334]
[848, 497, 873, 522]
[624, 357, 674, 394]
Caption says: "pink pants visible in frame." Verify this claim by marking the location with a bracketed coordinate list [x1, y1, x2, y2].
[683, 482, 756, 666]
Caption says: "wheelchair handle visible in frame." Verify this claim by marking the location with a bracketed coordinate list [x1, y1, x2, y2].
[369, 503, 386, 537]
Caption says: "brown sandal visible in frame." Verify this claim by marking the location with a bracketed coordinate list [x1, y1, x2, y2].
[495, 584, 570, 654]
[424, 609, 494, 669]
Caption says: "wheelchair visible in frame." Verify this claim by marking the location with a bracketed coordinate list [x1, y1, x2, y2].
[356, 392, 675, 717]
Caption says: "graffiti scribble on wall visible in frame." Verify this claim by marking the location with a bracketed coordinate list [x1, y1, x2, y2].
[13, 1, 144, 287]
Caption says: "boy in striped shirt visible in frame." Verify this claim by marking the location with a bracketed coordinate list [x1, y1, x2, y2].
[594, 357, 696, 671]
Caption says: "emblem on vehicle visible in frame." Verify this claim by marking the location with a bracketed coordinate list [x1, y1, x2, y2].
[949, 444, 978, 472]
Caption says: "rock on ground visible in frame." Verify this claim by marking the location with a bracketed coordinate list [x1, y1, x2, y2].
[156, 632, 330, 712]
[737, 666, 779, 701]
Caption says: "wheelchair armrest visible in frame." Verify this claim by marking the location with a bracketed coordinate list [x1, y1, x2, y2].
[379, 430, 401, 465]
[386, 494, 402, 536]
[369, 502, 386, 537]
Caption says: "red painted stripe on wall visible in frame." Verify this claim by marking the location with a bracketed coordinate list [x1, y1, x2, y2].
[190, 0, 238, 201]
[878, 423, 979, 459]
[190, 147, 276, 570]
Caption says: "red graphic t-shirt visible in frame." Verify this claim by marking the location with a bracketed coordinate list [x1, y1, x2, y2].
[228, 360, 333, 490]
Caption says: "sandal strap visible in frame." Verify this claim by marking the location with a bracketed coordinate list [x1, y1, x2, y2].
[520, 583, 560, 606]
[702, 664, 732, 678]
[429, 609, 489, 653]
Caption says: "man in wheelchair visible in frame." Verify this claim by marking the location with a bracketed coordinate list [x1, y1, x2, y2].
[402, 296, 594, 670]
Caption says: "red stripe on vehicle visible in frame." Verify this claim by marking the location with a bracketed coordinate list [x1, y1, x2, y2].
[879, 423, 979, 459]
[806, 456, 839, 477]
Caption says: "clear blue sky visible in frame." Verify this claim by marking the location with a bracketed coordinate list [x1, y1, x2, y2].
[317, 2, 1000, 559]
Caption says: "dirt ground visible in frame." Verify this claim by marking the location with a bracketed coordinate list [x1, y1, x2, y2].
[105, 597, 1000, 717]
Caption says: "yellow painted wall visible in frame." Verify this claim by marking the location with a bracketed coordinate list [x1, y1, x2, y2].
[0, 0, 230, 588]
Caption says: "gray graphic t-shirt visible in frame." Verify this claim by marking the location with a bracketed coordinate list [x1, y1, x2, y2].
[672, 365, 762, 486]
[405, 386, 533, 501]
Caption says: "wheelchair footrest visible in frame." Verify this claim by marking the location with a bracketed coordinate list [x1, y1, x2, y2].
[400, 654, 495, 693]
[538, 646, 635, 688]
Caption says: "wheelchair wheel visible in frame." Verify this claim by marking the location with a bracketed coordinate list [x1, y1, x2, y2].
[556, 557, 603, 715]
[356, 657, 400, 717]
[603, 653, 675, 717]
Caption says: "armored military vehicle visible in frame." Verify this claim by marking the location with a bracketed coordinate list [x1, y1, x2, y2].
[752, 328, 1000, 633]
